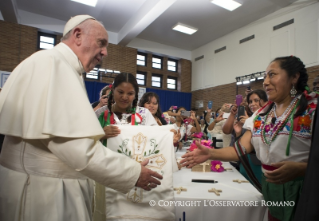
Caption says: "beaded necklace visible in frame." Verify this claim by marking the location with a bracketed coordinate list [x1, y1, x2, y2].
[254, 95, 300, 156]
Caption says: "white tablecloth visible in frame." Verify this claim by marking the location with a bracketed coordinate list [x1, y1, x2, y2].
[173, 150, 267, 221]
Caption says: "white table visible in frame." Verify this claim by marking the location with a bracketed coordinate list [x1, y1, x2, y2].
[173, 150, 267, 221]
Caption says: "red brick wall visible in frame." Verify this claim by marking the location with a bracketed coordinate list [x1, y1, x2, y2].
[0, 20, 192, 93]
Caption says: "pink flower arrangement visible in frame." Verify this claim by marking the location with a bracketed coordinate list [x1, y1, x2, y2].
[211, 160, 225, 172]
[189, 140, 213, 151]
[192, 132, 203, 138]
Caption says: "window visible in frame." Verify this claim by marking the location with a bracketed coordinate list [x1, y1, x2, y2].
[137, 52, 147, 66]
[86, 68, 99, 80]
[106, 69, 121, 78]
[152, 74, 162, 88]
[167, 76, 177, 90]
[38, 32, 56, 50]
[136, 72, 146, 86]
[167, 59, 178, 72]
[152, 55, 162, 69]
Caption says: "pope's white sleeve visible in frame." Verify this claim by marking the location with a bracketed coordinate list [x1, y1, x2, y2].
[42, 137, 141, 194]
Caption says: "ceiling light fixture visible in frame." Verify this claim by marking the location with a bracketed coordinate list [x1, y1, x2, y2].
[172, 23, 198, 35]
[211, 0, 242, 11]
[236, 77, 242, 85]
[71, 0, 97, 7]
[257, 72, 265, 80]
[243, 76, 250, 84]
[250, 74, 256, 81]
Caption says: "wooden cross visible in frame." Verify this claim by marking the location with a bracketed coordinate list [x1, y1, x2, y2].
[208, 188, 222, 196]
[199, 161, 210, 172]
[174, 187, 187, 194]
[233, 179, 249, 184]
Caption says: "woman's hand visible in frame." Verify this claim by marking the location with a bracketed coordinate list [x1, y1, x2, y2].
[180, 140, 210, 168]
[170, 129, 181, 144]
[238, 112, 249, 124]
[230, 105, 238, 116]
[190, 111, 196, 120]
[264, 161, 307, 184]
[215, 113, 224, 123]
[101, 125, 121, 139]
[233, 120, 243, 135]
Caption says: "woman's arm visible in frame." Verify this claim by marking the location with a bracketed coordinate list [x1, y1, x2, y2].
[190, 112, 201, 133]
[222, 105, 237, 134]
[208, 114, 223, 131]
[180, 130, 254, 168]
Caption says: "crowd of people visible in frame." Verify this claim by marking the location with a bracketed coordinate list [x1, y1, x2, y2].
[0, 14, 319, 221]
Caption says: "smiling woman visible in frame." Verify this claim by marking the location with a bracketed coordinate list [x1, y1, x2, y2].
[180, 56, 319, 221]
[138, 92, 167, 126]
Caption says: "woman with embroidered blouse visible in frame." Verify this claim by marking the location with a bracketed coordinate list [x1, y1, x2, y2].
[181, 56, 318, 221]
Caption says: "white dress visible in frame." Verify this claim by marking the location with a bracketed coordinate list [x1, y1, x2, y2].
[0, 43, 141, 221]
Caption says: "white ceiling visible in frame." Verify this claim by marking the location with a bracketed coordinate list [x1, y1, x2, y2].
[0, 0, 298, 50]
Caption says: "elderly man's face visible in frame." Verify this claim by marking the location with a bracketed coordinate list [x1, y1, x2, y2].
[80, 22, 108, 72]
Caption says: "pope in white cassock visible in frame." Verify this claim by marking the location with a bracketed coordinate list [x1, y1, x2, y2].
[0, 15, 162, 221]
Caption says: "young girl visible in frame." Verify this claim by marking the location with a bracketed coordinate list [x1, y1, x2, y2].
[138, 92, 167, 126]
[98, 73, 157, 142]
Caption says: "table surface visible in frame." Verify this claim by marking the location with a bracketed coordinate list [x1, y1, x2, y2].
[173, 149, 267, 221]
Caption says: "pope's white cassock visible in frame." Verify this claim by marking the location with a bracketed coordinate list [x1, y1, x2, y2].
[0, 43, 142, 221]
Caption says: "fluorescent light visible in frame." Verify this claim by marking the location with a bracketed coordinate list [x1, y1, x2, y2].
[114, 70, 120, 73]
[106, 69, 113, 73]
[211, 0, 242, 11]
[243, 77, 250, 84]
[172, 23, 198, 35]
[257, 76, 264, 80]
[71, 0, 97, 7]
[250, 78, 255, 82]
[99, 68, 105, 72]
[236, 82, 242, 85]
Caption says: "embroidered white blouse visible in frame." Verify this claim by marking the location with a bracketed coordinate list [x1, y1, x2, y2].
[243, 95, 317, 169]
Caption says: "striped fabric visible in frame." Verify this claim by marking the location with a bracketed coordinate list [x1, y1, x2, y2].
[234, 140, 262, 192]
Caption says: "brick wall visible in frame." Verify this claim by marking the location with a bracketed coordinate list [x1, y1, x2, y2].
[0, 20, 38, 71]
[0, 20, 192, 93]
[192, 65, 319, 114]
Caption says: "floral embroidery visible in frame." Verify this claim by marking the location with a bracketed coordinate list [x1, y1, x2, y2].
[298, 115, 311, 127]
[117, 139, 131, 156]
[254, 118, 261, 129]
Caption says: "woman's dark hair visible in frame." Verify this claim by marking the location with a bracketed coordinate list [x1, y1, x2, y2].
[261, 56, 308, 118]
[176, 106, 186, 125]
[138, 92, 163, 119]
[247, 89, 268, 110]
[107, 73, 139, 120]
